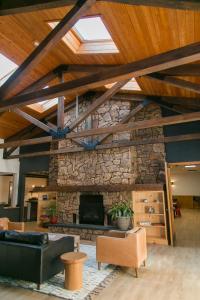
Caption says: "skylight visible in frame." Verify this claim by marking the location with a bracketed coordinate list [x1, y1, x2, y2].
[28, 99, 58, 113]
[105, 78, 141, 91]
[0, 53, 18, 86]
[27, 86, 58, 113]
[73, 17, 112, 41]
[48, 16, 119, 54]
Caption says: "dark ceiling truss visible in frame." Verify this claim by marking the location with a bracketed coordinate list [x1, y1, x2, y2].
[5, 132, 200, 160]
[2, 40, 200, 112]
[0, 0, 96, 100]
[1, 111, 200, 160]
[1, 70, 198, 158]
[2, 61, 200, 158]
[1, 0, 200, 16]
[1, 0, 200, 158]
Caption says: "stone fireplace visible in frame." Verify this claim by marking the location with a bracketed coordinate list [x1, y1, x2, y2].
[49, 94, 166, 239]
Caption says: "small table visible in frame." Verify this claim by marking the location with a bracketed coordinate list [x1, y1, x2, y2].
[48, 233, 80, 252]
[60, 252, 87, 290]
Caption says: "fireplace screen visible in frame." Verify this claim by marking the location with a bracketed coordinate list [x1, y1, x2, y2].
[79, 194, 104, 225]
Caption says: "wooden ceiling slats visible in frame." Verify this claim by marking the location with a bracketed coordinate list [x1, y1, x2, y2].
[1, 4, 200, 138]
[0, 0, 96, 99]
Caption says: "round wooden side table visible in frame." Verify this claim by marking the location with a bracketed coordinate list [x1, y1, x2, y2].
[60, 252, 87, 290]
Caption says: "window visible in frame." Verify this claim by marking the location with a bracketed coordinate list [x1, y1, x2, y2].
[0, 53, 18, 86]
[48, 16, 119, 54]
[105, 77, 141, 91]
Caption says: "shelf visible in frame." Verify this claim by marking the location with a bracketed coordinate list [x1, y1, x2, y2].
[135, 213, 164, 216]
[136, 201, 163, 204]
[137, 224, 165, 228]
[147, 236, 168, 245]
[133, 190, 167, 245]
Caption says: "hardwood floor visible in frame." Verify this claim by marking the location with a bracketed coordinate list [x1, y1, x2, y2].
[174, 208, 200, 247]
[1, 209, 200, 300]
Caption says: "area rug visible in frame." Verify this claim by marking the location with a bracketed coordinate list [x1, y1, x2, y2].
[0, 244, 118, 300]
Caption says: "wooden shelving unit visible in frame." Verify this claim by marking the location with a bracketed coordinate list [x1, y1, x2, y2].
[37, 192, 57, 225]
[132, 190, 168, 245]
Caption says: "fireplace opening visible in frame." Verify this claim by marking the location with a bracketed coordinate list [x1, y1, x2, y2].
[79, 194, 104, 225]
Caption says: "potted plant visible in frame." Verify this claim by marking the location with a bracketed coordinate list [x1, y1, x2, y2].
[48, 203, 58, 224]
[108, 201, 134, 231]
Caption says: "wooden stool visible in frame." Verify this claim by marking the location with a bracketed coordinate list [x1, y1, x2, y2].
[60, 252, 87, 290]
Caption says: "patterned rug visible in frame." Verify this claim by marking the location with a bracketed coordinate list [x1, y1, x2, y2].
[0, 244, 118, 300]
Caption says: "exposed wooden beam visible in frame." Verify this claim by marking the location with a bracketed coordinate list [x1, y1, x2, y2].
[160, 64, 200, 76]
[66, 111, 200, 140]
[5, 132, 200, 159]
[13, 108, 52, 133]
[3, 147, 18, 159]
[46, 121, 58, 131]
[0, 68, 58, 118]
[0, 0, 96, 99]
[4, 94, 86, 144]
[0, 136, 52, 149]
[1, 0, 200, 16]
[65, 64, 119, 73]
[68, 80, 129, 131]
[148, 97, 192, 114]
[20, 69, 58, 96]
[57, 72, 65, 129]
[2, 40, 200, 110]
[63, 63, 200, 77]
[147, 73, 200, 95]
[1, 111, 200, 149]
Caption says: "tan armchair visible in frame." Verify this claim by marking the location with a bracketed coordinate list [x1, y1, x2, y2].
[96, 227, 147, 277]
[0, 218, 24, 232]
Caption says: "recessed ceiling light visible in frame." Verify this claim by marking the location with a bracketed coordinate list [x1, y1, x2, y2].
[34, 41, 40, 47]
[185, 165, 197, 168]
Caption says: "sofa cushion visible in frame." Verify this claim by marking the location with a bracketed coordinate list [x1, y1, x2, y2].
[4, 231, 49, 245]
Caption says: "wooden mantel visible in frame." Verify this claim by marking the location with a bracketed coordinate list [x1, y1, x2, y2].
[33, 184, 164, 193]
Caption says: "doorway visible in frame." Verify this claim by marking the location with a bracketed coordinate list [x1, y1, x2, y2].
[167, 162, 200, 247]
[24, 174, 48, 222]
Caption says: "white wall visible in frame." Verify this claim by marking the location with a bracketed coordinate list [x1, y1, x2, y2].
[0, 139, 19, 206]
[0, 175, 13, 203]
[171, 171, 200, 196]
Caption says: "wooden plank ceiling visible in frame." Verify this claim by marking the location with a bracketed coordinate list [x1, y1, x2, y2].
[1, 2, 200, 138]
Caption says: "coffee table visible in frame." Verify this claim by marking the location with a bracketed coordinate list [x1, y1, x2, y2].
[60, 252, 87, 290]
[48, 233, 80, 252]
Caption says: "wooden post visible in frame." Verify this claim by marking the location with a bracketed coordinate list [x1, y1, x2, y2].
[57, 72, 65, 130]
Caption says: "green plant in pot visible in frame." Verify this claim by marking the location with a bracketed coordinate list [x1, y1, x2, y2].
[48, 202, 58, 224]
[108, 201, 134, 231]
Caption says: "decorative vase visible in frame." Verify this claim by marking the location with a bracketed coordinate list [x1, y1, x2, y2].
[117, 217, 130, 231]
[50, 216, 58, 224]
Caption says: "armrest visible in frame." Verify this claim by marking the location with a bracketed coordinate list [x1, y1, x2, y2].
[8, 221, 25, 231]
[105, 230, 126, 238]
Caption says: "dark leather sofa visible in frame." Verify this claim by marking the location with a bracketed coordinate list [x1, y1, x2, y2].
[0, 230, 74, 289]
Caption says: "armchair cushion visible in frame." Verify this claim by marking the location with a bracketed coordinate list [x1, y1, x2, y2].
[0, 218, 9, 230]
